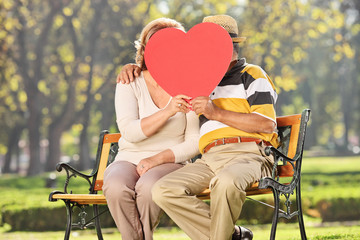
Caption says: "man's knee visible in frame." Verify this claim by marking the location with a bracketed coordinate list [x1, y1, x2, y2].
[151, 179, 166, 206]
[210, 173, 247, 193]
[152, 177, 187, 206]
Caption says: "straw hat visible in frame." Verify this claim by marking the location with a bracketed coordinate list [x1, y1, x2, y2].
[202, 15, 246, 43]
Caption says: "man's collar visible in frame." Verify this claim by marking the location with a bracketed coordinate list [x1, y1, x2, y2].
[225, 58, 247, 76]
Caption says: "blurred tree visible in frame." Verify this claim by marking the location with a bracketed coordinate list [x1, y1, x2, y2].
[2, 0, 70, 175]
[238, 0, 359, 152]
[75, 0, 154, 170]
[0, 42, 26, 173]
[44, 0, 109, 171]
[339, 0, 360, 152]
[298, 0, 358, 152]
[1, 0, 360, 176]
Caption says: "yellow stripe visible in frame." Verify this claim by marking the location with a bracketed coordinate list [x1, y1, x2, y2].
[212, 98, 250, 113]
[250, 104, 276, 121]
[242, 64, 276, 90]
[212, 99, 276, 121]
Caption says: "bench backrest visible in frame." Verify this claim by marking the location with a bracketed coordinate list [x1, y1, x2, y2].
[92, 131, 121, 192]
[90, 109, 310, 192]
[276, 109, 310, 177]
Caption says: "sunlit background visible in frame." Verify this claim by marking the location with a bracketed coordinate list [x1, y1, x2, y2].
[0, 1, 360, 238]
[1, 0, 359, 175]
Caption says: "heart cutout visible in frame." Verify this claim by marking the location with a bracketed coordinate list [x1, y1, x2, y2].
[144, 22, 233, 98]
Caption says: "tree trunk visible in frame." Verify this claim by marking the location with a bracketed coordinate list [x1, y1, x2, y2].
[78, 1, 106, 170]
[46, 127, 63, 171]
[79, 125, 91, 170]
[3, 126, 24, 173]
[26, 105, 42, 176]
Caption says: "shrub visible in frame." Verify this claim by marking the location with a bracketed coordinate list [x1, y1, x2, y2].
[317, 197, 360, 222]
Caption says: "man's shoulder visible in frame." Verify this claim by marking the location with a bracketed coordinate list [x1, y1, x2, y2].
[242, 63, 269, 80]
[243, 63, 263, 72]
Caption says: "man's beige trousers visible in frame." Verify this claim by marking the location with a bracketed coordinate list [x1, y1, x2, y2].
[152, 142, 273, 240]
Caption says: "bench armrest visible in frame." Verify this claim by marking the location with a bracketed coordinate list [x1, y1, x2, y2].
[259, 146, 300, 194]
[265, 146, 296, 164]
[265, 146, 297, 178]
[55, 162, 95, 194]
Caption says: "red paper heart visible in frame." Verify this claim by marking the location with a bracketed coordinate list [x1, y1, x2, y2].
[144, 22, 233, 98]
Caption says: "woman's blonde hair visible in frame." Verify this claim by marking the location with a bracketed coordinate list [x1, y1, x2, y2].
[135, 18, 184, 70]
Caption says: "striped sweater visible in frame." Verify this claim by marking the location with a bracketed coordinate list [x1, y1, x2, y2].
[199, 58, 279, 153]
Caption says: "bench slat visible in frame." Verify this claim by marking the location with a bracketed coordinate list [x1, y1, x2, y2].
[52, 182, 272, 203]
[51, 194, 107, 205]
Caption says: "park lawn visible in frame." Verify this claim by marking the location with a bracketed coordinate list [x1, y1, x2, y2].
[1, 223, 360, 239]
[1, 155, 359, 211]
[0, 155, 359, 236]
[247, 155, 360, 203]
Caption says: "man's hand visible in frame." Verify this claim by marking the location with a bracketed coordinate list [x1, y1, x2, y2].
[116, 64, 141, 84]
[191, 96, 219, 120]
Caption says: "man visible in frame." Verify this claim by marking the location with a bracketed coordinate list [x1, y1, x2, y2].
[119, 15, 278, 240]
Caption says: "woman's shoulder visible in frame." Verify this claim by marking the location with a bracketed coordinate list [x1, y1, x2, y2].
[116, 72, 146, 92]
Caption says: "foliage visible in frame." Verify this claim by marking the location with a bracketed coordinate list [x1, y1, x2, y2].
[316, 197, 360, 222]
[1, 0, 360, 175]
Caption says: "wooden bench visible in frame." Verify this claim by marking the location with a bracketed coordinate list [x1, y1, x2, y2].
[49, 109, 310, 240]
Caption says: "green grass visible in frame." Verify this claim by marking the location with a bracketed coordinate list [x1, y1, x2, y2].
[1, 156, 359, 210]
[301, 156, 360, 200]
[248, 155, 360, 202]
[1, 223, 360, 239]
[0, 171, 92, 211]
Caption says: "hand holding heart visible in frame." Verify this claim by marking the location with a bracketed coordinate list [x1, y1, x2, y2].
[191, 96, 218, 119]
[164, 95, 192, 117]
[144, 22, 233, 100]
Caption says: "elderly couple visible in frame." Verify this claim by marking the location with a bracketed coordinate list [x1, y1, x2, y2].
[102, 15, 279, 240]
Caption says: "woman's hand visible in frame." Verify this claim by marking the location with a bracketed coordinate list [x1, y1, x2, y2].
[163, 95, 192, 117]
[136, 156, 162, 176]
[136, 149, 175, 176]
[136, 158, 154, 176]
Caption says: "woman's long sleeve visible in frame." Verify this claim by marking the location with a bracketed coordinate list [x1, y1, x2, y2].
[115, 83, 147, 143]
[168, 111, 200, 163]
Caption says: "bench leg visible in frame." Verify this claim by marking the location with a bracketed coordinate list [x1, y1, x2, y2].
[270, 189, 280, 240]
[64, 201, 72, 240]
[93, 205, 104, 240]
[296, 185, 307, 240]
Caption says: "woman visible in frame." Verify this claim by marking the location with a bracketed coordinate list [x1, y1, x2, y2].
[103, 18, 200, 240]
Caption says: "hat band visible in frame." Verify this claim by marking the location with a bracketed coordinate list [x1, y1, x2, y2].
[229, 33, 238, 38]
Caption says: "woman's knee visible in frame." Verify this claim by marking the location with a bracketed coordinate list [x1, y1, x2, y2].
[103, 162, 138, 196]
[104, 175, 136, 201]
[135, 178, 155, 202]
[136, 164, 179, 201]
